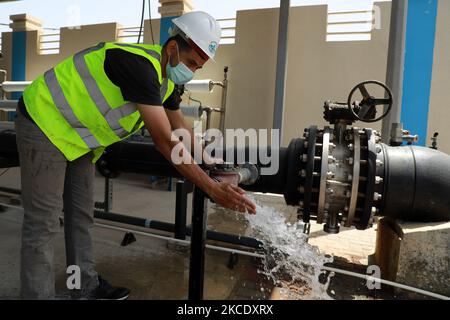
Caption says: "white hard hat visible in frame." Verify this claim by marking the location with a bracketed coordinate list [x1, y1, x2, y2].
[171, 11, 222, 61]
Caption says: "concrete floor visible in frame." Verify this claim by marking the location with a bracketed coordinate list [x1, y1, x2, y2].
[0, 204, 270, 300]
[0, 167, 383, 300]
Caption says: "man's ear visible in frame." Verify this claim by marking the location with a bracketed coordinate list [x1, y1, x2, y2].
[165, 40, 177, 56]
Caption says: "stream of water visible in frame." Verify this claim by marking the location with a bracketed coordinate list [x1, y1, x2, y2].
[245, 197, 334, 299]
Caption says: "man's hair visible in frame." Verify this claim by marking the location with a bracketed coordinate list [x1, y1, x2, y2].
[163, 34, 193, 53]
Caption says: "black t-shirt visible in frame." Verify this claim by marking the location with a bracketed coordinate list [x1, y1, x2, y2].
[103, 49, 181, 110]
[19, 48, 180, 121]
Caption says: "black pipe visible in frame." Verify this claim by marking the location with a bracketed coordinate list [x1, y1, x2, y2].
[2, 127, 450, 223]
[175, 180, 190, 240]
[0, 123, 19, 169]
[189, 186, 207, 300]
[0, 125, 288, 193]
[94, 210, 175, 233]
[100, 140, 290, 195]
[93, 210, 263, 249]
[100, 139, 183, 178]
[0, 186, 21, 195]
[382, 145, 450, 222]
[0, 126, 18, 159]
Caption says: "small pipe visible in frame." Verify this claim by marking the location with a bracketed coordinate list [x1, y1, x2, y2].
[94, 210, 175, 232]
[94, 210, 262, 248]
[0, 81, 32, 92]
[321, 266, 449, 300]
[94, 222, 265, 259]
[211, 81, 224, 88]
[218, 67, 228, 136]
[0, 201, 263, 259]
[0, 183, 261, 248]
[0, 100, 19, 109]
[0, 186, 21, 195]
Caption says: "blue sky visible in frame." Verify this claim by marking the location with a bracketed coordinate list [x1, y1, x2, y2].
[0, 0, 390, 31]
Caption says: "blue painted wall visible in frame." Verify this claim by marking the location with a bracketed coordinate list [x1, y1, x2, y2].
[401, 0, 438, 146]
[11, 31, 27, 100]
[160, 15, 177, 45]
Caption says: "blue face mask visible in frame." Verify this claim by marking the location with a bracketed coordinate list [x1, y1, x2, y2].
[166, 46, 194, 85]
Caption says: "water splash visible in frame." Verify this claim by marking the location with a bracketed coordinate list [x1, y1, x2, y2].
[245, 197, 334, 299]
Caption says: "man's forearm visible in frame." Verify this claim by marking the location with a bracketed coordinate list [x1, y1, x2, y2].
[157, 137, 214, 194]
[179, 117, 208, 163]
[166, 108, 216, 165]
[140, 105, 214, 194]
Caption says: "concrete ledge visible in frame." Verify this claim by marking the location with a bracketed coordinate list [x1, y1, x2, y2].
[9, 14, 42, 32]
[371, 217, 450, 298]
[158, 0, 194, 17]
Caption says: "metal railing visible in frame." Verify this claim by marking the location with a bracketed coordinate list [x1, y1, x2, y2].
[116, 19, 237, 45]
[116, 26, 142, 43]
[327, 10, 374, 42]
[39, 32, 60, 55]
[217, 18, 236, 45]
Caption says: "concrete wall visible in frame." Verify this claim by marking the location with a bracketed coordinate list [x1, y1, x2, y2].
[428, 0, 450, 152]
[192, 3, 391, 146]
[1, 1, 450, 152]
[0, 32, 12, 84]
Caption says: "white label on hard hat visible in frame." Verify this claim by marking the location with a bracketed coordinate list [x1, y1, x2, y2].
[209, 41, 218, 54]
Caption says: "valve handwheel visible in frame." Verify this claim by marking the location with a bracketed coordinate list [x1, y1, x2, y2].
[347, 80, 393, 123]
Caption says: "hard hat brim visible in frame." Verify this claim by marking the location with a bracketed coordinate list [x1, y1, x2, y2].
[171, 12, 219, 62]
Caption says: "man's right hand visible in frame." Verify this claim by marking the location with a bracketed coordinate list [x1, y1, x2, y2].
[208, 181, 256, 214]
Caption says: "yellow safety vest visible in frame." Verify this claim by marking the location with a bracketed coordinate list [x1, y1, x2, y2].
[23, 42, 175, 163]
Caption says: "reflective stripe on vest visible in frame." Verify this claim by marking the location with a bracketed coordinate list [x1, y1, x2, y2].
[160, 78, 170, 102]
[114, 43, 161, 59]
[43, 42, 165, 149]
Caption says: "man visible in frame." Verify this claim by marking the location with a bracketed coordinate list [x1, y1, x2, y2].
[16, 11, 256, 300]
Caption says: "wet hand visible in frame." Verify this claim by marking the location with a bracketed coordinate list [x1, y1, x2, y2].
[208, 181, 256, 214]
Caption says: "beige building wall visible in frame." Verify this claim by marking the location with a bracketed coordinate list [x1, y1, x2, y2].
[24, 20, 161, 80]
[1, 1, 449, 152]
[428, 0, 450, 153]
[191, 3, 391, 146]
[0, 32, 12, 82]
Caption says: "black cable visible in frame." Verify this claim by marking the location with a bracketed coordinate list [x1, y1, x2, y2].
[148, 0, 155, 45]
[137, 0, 146, 44]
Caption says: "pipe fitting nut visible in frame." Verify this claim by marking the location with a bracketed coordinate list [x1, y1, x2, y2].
[375, 176, 383, 184]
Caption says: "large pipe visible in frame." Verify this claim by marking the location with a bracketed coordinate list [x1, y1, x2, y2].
[381, 145, 450, 222]
[97, 139, 291, 195]
[1, 123, 449, 230]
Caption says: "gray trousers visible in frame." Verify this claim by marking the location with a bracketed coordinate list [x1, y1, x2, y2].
[15, 111, 99, 299]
